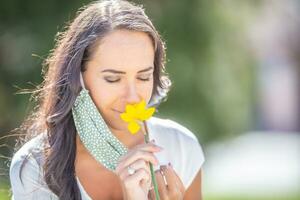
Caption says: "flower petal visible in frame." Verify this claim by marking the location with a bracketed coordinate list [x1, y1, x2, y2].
[136, 100, 146, 113]
[120, 113, 133, 122]
[126, 104, 136, 116]
[128, 121, 140, 134]
[140, 107, 156, 120]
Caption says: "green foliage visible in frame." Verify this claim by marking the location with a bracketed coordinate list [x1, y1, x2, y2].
[205, 196, 300, 200]
[140, 0, 257, 142]
[0, 180, 10, 200]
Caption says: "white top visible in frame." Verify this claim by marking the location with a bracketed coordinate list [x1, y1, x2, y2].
[10, 117, 205, 200]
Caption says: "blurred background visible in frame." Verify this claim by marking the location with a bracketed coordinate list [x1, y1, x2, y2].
[0, 0, 299, 199]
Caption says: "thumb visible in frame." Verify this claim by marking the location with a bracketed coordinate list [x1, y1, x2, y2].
[148, 187, 155, 200]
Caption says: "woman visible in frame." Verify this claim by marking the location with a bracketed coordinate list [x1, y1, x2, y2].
[9, 0, 204, 199]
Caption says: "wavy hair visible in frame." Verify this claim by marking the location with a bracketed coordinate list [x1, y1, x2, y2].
[16, 0, 171, 199]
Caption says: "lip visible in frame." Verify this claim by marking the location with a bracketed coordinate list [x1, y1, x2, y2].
[112, 109, 123, 113]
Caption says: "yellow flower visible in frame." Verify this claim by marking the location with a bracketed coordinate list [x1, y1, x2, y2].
[120, 100, 155, 134]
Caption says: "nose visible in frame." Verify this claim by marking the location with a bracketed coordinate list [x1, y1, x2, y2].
[123, 82, 141, 105]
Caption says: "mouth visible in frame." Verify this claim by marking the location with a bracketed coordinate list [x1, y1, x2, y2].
[112, 109, 123, 114]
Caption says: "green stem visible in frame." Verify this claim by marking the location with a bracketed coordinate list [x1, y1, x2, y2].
[143, 121, 160, 200]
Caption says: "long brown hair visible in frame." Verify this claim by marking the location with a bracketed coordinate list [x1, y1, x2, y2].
[16, 0, 171, 199]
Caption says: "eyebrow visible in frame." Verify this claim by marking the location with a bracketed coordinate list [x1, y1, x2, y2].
[101, 66, 154, 74]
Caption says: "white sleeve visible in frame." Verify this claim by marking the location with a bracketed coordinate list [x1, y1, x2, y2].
[151, 118, 205, 189]
[183, 137, 205, 189]
[9, 153, 58, 200]
[168, 119, 205, 189]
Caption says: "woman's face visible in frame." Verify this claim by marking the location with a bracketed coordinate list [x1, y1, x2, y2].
[82, 29, 155, 132]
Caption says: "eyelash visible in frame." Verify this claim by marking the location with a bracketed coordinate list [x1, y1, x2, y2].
[105, 78, 151, 83]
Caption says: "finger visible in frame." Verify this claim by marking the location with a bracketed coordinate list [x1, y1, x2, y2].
[117, 150, 160, 173]
[155, 168, 168, 199]
[119, 159, 150, 180]
[118, 142, 163, 163]
[148, 187, 155, 200]
[148, 185, 154, 200]
[160, 165, 178, 190]
[148, 170, 165, 200]
[123, 168, 151, 189]
[132, 140, 163, 152]
[140, 174, 152, 190]
[116, 149, 156, 174]
[161, 165, 185, 194]
[167, 164, 185, 193]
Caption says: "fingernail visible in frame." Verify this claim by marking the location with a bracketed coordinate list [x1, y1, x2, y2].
[160, 165, 167, 170]
[155, 145, 164, 151]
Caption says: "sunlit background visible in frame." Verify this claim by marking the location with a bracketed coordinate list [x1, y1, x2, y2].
[1, 0, 299, 199]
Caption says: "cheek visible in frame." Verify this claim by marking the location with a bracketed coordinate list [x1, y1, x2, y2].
[86, 79, 114, 113]
[91, 88, 115, 112]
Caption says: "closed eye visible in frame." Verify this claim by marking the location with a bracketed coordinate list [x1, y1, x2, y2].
[138, 77, 150, 81]
[104, 75, 152, 83]
[104, 77, 120, 83]
[138, 74, 152, 81]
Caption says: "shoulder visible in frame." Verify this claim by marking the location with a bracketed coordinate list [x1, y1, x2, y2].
[9, 133, 56, 199]
[148, 117, 205, 189]
[11, 133, 46, 166]
[10, 133, 47, 174]
[10, 133, 46, 172]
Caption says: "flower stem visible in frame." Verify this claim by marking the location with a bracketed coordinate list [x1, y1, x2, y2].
[143, 121, 160, 200]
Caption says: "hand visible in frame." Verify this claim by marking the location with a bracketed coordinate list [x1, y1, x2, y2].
[148, 164, 185, 200]
[115, 141, 163, 200]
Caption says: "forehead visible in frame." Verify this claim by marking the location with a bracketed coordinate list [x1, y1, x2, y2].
[88, 29, 155, 71]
